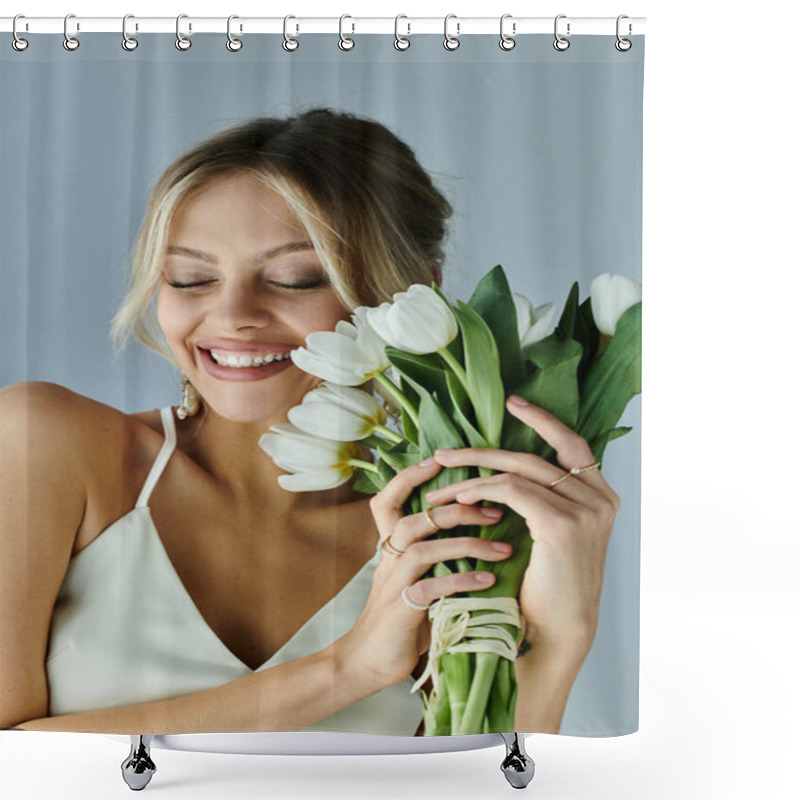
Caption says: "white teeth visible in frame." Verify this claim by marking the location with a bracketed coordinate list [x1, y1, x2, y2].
[208, 349, 292, 367]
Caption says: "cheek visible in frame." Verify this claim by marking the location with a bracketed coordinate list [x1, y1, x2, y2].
[156, 290, 193, 346]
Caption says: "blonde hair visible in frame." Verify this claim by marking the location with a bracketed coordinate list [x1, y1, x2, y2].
[110, 108, 453, 365]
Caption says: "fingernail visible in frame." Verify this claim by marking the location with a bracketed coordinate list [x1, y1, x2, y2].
[418, 458, 435, 468]
[475, 573, 495, 583]
[491, 542, 512, 552]
[479, 507, 503, 518]
[509, 395, 528, 406]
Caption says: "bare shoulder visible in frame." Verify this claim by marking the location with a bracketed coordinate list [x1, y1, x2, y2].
[0, 382, 164, 527]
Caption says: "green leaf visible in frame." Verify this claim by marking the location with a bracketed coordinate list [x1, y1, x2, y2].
[351, 467, 386, 495]
[554, 281, 580, 340]
[576, 296, 601, 380]
[577, 302, 641, 443]
[444, 370, 488, 449]
[451, 301, 505, 447]
[466, 265, 526, 394]
[517, 335, 582, 428]
[417, 391, 466, 457]
[588, 426, 632, 462]
[386, 348, 454, 419]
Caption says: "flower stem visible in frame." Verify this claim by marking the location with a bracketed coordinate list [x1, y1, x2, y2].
[438, 347, 470, 395]
[346, 458, 380, 473]
[373, 424, 404, 444]
[375, 372, 420, 428]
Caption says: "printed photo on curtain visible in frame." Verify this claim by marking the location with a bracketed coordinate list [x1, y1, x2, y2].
[0, 26, 643, 744]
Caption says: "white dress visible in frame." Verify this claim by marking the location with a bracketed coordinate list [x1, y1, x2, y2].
[46, 406, 424, 735]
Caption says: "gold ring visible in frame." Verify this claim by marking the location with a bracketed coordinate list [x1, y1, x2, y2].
[549, 461, 601, 488]
[381, 535, 406, 558]
[424, 507, 440, 532]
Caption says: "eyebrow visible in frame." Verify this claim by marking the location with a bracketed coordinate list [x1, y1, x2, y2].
[165, 241, 315, 264]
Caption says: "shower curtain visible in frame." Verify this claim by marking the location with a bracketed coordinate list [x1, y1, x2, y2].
[0, 24, 643, 738]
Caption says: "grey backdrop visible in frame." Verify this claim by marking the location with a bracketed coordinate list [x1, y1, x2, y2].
[0, 33, 643, 736]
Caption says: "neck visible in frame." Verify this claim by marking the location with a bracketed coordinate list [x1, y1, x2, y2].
[176, 404, 368, 514]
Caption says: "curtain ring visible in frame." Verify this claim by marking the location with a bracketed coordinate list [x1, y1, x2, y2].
[12, 14, 29, 52]
[394, 15, 410, 50]
[121, 14, 138, 51]
[499, 13, 515, 51]
[63, 13, 80, 51]
[226, 15, 243, 51]
[175, 14, 191, 50]
[283, 15, 299, 51]
[615, 15, 632, 51]
[339, 14, 355, 50]
[553, 14, 570, 51]
[443, 14, 460, 51]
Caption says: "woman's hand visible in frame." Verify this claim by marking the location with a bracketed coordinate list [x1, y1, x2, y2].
[341, 458, 514, 691]
[424, 397, 621, 655]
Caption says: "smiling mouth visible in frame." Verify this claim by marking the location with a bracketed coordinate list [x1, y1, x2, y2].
[203, 349, 294, 368]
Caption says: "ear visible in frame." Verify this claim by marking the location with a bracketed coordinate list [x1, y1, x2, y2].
[427, 258, 443, 287]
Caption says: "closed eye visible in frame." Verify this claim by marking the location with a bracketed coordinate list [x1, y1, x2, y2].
[165, 279, 329, 290]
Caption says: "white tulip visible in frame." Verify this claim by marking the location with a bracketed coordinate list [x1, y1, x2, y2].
[259, 423, 361, 492]
[365, 284, 458, 355]
[511, 293, 556, 353]
[589, 273, 642, 337]
[287, 382, 387, 441]
[290, 306, 391, 386]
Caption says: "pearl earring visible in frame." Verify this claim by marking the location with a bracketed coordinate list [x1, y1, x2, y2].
[176, 375, 200, 419]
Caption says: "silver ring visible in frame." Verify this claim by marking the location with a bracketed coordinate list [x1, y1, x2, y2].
[175, 14, 191, 51]
[63, 13, 80, 51]
[499, 14, 515, 51]
[122, 14, 138, 51]
[394, 15, 410, 51]
[443, 14, 460, 51]
[12, 15, 29, 52]
[339, 14, 355, 50]
[615, 15, 632, 52]
[553, 14, 570, 51]
[283, 15, 299, 51]
[226, 15, 243, 52]
[402, 585, 430, 612]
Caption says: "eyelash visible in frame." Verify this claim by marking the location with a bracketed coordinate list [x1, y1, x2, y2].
[166, 279, 328, 291]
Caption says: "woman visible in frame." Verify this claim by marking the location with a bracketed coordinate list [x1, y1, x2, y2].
[0, 108, 620, 735]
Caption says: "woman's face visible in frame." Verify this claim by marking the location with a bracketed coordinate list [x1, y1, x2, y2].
[157, 174, 351, 423]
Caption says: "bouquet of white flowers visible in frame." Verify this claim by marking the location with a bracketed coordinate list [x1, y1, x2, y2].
[260, 265, 641, 735]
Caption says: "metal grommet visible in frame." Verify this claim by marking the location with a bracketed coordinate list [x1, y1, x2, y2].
[443, 14, 460, 51]
[615, 14, 632, 51]
[226, 15, 243, 51]
[499, 13, 515, 51]
[394, 15, 410, 50]
[553, 14, 570, 51]
[283, 15, 299, 51]
[339, 14, 355, 50]
[63, 13, 80, 51]
[175, 13, 191, 50]
[12, 15, 29, 52]
[122, 14, 138, 51]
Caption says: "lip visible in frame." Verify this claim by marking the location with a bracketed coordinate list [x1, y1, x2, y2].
[198, 346, 295, 382]
[196, 339, 298, 355]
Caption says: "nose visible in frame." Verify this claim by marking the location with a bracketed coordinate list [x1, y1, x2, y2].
[213, 279, 274, 331]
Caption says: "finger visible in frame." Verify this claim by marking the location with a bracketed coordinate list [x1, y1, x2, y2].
[404, 569, 500, 611]
[430, 447, 603, 507]
[426, 471, 576, 517]
[436, 474, 573, 535]
[505, 397, 618, 499]
[398, 536, 513, 609]
[369, 457, 442, 541]
[387, 500, 505, 552]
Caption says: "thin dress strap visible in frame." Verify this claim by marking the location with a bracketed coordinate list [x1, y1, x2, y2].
[134, 406, 178, 508]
